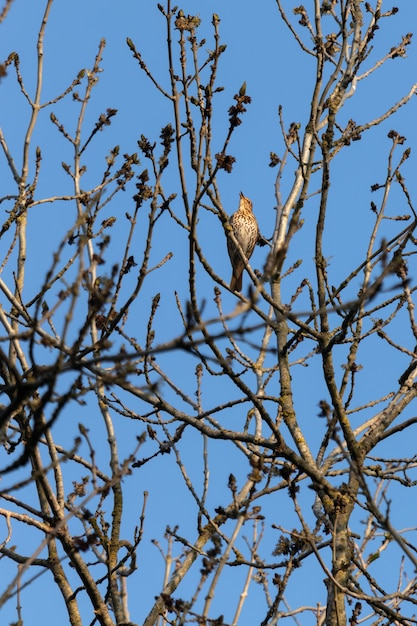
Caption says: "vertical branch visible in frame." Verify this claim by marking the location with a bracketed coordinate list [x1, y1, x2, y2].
[73, 39, 106, 348]
[166, 2, 191, 223]
[11, 0, 54, 365]
[202, 515, 246, 618]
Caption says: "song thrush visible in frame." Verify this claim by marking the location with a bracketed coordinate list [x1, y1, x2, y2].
[227, 192, 259, 292]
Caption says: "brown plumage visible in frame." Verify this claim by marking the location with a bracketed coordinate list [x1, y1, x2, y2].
[227, 192, 259, 292]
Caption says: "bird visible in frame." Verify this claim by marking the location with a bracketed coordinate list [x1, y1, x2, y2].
[227, 192, 259, 292]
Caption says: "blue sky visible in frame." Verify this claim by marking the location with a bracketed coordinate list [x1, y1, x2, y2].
[1, 1, 417, 625]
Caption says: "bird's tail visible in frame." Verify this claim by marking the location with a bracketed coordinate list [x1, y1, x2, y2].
[230, 272, 242, 292]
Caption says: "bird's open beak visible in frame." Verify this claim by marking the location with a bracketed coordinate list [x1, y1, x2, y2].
[239, 191, 244, 198]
